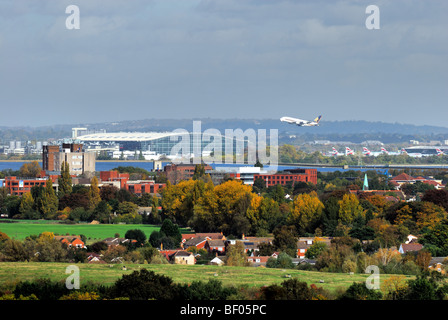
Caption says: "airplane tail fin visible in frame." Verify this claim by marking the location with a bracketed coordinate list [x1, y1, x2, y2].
[346, 147, 354, 155]
[314, 115, 322, 123]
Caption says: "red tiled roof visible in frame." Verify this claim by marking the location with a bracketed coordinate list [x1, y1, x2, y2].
[391, 173, 415, 181]
[400, 243, 423, 253]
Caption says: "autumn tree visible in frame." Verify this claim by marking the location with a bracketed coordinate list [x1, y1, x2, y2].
[88, 176, 101, 211]
[415, 250, 432, 270]
[189, 180, 219, 232]
[422, 189, 448, 211]
[214, 180, 253, 236]
[225, 241, 249, 267]
[58, 161, 72, 198]
[40, 179, 58, 219]
[19, 161, 41, 178]
[272, 225, 298, 257]
[19, 192, 36, 218]
[338, 193, 364, 225]
[288, 191, 324, 235]
[161, 179, 199, 225]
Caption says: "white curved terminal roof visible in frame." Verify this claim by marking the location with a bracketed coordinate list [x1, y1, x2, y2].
[77, 131, 239, 142]
[78, 132, 183, 142]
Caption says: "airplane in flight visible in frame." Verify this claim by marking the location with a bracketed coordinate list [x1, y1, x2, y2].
[280, 115, 322, 127]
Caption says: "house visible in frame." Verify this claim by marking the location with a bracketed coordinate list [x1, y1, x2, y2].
[296, 258, 316, 266]
[244, 236, 274, 245]
[296, 237, 332, 259]
[103, 237, 135, 247]
[160, 250, 196, 265]
[205, 239, 226, 254]
[405, 234, 418, 244]
[242, 242, 259, 254]
[172, 250, 195, 265]
[181, 234, 197, 244]
[391, 173, 416, 188]
[195, 233, 226, 240]
[390, 173, 446, 190]
[297, 241, 310, 259]
[182, 237, 208, 250]
[55, 236, 86, 249]
[247, 256, 271, 267]
[137, 207, 153, 216]
[398, 243, 423, 254]
[209, 256, 225, 266]
[159, 250, 179, 261]
[428, 257, 447, 274]
[87, 252, 104, 264]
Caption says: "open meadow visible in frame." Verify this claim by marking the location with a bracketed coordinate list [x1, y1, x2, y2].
[0, 262, 414, 294]
[0, 220, 167, 243]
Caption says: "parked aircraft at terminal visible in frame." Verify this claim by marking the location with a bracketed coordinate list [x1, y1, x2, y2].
[363, 147, 381, 156]
[345, 147, 355, 155]
[329, 147, 344, 156]
[327, 147, 355, 156]
[380, 147, 402, 156]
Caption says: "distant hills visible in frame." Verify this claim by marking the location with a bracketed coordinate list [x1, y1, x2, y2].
[1, 119, 448, 144]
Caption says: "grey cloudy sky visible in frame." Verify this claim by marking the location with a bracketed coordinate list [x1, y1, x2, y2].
[0, 0, 447, 127]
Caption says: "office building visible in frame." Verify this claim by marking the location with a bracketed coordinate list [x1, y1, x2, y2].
[42, 143, 95, 176]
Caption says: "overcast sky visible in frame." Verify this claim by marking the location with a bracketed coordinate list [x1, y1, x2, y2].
[0, 0, 447, 127]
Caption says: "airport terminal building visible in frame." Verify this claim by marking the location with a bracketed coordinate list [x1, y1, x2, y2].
[76, 131, 249, 160]
[403, 146, 448, 157]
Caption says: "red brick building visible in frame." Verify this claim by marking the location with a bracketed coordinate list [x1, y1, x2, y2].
[253, 168, 317, 187]
[99, 171, 165, 195]
[2, 176, 48, 196]
[99, 171, 130, 189]
[164, 163, 212, 184]
[124, 181, 165, 195]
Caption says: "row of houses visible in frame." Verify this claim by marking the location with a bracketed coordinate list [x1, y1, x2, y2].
[390, 173, 445, 190]
[52, 232, 448, 272]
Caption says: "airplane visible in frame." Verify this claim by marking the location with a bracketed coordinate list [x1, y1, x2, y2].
[280, 115, 322, 127]
[345, 147, 355, 156]
[362, 147, 382, 157]
[380, 147, 401, 156]
[329, 147, 344, 156]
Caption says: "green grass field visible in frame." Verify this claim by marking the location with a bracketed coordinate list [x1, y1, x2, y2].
[0, 220, 165, 243]
[0, 262, 414, 294]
